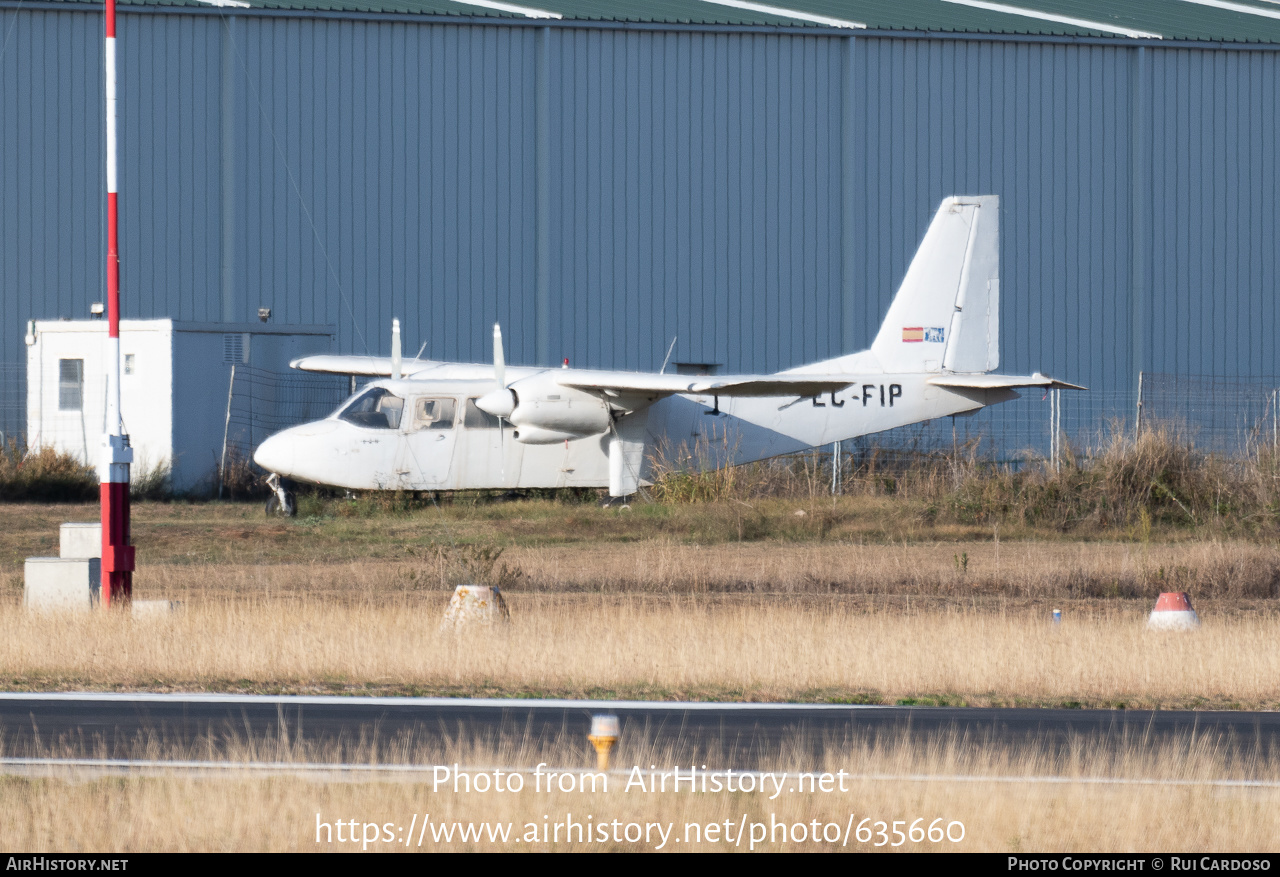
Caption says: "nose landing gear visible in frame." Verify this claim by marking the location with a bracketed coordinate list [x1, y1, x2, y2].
[264, 472, 297, 517]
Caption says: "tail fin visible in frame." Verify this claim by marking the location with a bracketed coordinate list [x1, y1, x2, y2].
[870, 195, 999, 374]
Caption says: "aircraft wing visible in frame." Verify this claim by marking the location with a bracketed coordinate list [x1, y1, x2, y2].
[559, 372, 854, 398]
[927, 373, 1087, 391]
[290, 355, 437, 376]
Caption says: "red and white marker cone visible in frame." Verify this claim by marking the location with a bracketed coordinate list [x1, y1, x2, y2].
[1147, 592, 1200, 631]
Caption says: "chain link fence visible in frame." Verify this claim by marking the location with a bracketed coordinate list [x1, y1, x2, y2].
[217, 365, 350, 492]
[1139, 372, 1280, 458]
[0, 365, 24, 449]
[221, 365, 350, 453]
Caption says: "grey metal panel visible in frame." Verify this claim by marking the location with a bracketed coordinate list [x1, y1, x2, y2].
[220, 17, 538, 362]
[122, 11, 222, 323]
[0, 10, 107, 438]
[1146, 47, 1280, 382]
[547, 28, 843, 373]
[4, 8, 1280, 450]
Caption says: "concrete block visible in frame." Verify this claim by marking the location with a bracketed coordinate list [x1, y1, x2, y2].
[440, 585, 510, 630]
[24, 557, 100, 612]
[132, 600, 181, 618]
[59, 523, 101, 559]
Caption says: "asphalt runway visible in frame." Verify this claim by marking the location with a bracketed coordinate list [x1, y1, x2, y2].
[2, 693, 1277, 766]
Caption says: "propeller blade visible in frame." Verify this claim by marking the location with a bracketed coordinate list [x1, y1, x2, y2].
[493, 323, 505, 390]
[391, 318, 402, 380]
[477, 322, 516, 418]
[491, 323, 509, 485]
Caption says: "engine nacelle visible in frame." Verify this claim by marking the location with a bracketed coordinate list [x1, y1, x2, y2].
[509, 383, 610, 437]
[512, 425, 585, 445]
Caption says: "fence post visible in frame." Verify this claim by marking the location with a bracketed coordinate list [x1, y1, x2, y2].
[1273, 388, 1277, 458]
[831, 440, 841, 495]
[219, 364, 235, 499]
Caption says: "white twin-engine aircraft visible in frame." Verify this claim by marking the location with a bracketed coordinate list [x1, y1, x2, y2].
[253, 195, 1082, 509]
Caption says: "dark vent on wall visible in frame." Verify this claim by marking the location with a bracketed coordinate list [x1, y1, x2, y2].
[223, 333, 248, 365]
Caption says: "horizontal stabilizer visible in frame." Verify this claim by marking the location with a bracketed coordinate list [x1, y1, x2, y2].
[928, 373, 1086, 391]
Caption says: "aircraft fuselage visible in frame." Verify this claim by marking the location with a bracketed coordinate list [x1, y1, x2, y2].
[252, 366, 1008, 493]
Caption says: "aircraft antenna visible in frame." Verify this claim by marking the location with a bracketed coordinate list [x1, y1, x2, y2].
[659, 336, 677, 374]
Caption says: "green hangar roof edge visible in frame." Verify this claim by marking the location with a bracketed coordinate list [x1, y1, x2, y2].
[13, 0, 1280, 44]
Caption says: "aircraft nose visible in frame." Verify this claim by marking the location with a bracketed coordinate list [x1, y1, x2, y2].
[253, 432, 294, 475]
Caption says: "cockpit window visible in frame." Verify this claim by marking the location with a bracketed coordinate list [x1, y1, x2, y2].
[413, 397, 456, 431]
[339, 387, 405, 429]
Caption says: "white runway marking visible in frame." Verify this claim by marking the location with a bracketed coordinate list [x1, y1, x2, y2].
[0, 692, 891, 711]
[3, 757, 1276, 790]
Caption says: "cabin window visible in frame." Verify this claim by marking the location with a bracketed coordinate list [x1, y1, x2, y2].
[413, 397, 456, 431]
[339, 387, 404, 429]
[58, 359, 83, 411]
[463, 398, 502, 429]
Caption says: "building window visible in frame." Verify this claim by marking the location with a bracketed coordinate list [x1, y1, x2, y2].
[58, 359, 83, 411]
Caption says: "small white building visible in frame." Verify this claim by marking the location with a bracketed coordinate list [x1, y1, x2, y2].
[25, 319, 335, 493]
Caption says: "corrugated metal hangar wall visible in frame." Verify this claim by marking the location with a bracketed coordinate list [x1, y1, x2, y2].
[2, 4, 1278, 453]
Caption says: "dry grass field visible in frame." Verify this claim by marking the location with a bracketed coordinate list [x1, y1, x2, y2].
[3, 732, 1279, 851]
[5, 502, 1280, 599]
[1, 489, 1279, 852]
[0, 589, 1276, 708]
[0, 501, 1278, 706]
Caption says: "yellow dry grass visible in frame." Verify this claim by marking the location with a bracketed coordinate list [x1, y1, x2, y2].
[1, 530, 1277, 704]
[6, 536, 1275, 600]
[3, 733, 1279, 851]
[505, 537, 1280, 598]
[0, 589, 1276, 707]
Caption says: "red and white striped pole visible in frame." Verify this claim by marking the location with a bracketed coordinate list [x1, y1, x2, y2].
[101, 0, 134, 607]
